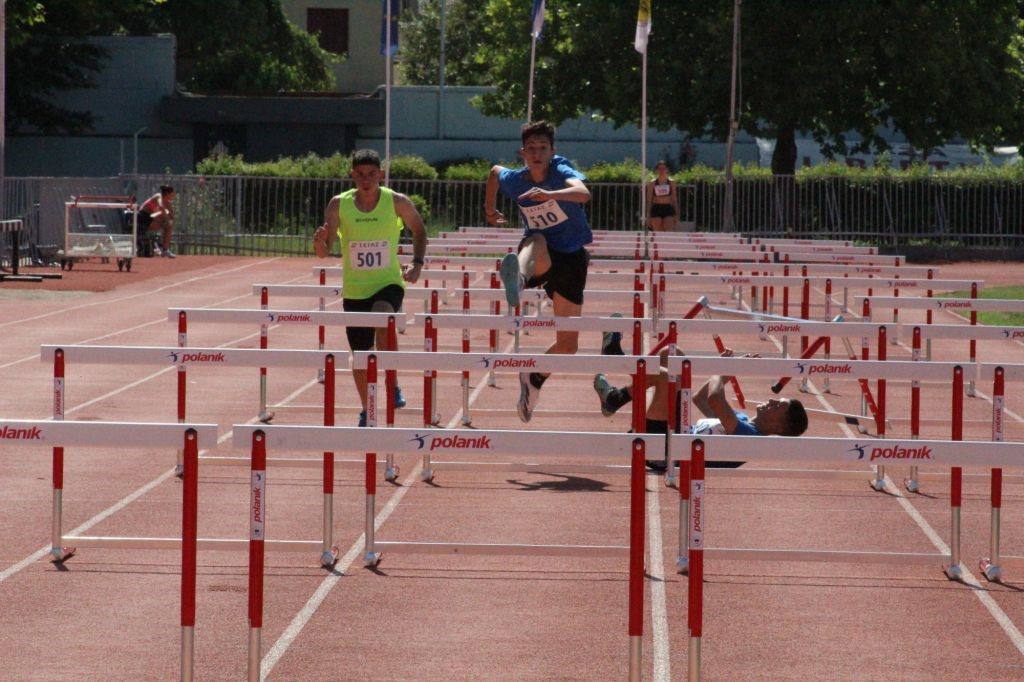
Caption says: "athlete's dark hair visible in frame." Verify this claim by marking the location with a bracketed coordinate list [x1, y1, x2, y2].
[784, 399, 809, 437]
[520, 120, 556, 147]
[159, 184, 174, 195]
[351, 149, 382, 168]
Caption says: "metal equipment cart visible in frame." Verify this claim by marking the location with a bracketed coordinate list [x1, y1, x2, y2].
[60, 195, 137, 271]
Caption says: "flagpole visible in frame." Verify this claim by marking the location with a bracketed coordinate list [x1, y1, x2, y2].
[640, 47, 648, 248]
[527, 35, 538, 122]
[385, 1, 393, 184]
[722, 0, 741, 232]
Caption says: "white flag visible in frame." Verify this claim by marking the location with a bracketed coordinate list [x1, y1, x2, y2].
[634, 0, 652, 54]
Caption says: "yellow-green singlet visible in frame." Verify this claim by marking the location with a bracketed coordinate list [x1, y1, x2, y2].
[336, 187, 405, 299]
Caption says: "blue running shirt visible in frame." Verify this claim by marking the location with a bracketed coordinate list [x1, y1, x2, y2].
[497, 155, 593, 253]
[690, 412, 761, 436]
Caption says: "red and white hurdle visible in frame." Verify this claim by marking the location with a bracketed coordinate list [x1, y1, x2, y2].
[0, 418, 216, 681]
[233, 423, 659, 681]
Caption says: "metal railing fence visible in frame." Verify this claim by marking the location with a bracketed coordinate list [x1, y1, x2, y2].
[3, 174, 1022, 258]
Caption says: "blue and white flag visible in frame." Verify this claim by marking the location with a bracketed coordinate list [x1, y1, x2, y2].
[531, 0, 546, 40]
[381, 0, 400, 56]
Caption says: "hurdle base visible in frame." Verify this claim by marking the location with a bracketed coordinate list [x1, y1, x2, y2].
[320, 547, 340, 569]
[903, 477, 920, 493]
[421, 468, 434, 483]
[373, 540, 629, 558]
[384, 465, 400, 482]
[676, 555, 689, 575]
[363, 551, 382, 567]
[870, 478, 887, 492]
[50, 546, 76, 563]
[174, 463, 185, 479]
[945, 563, 964, 581]
[979, 559, 1002, 582]
[258, 411, 275, 424]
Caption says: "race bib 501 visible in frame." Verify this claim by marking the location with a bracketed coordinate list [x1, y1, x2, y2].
[350, 240, 390, 270]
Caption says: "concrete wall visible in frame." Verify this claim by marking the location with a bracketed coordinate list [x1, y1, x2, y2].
[354, 86, 754, 169]
[6, 35, 193, 176]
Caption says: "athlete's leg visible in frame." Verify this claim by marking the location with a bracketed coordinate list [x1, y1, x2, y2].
[518, 232, 552, 281]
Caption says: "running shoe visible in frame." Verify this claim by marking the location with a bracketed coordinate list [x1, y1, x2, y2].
[394, 385, 407, 409]
[593, 373, 619, 417]
[499, 253, 524, 308]
[516, 372, 540, 423]
[358, 411, 367, 427]
[161, 249, 176, 258]
[602, 312, 624, 356]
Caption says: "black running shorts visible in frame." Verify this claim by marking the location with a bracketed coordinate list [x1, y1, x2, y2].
[342, 284, 405, 351]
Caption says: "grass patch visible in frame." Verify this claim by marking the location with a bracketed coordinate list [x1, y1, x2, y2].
[939, 285, 1024, 326]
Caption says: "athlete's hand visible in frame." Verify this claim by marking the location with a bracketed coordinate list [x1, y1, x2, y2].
[517, 187, 550, 202]
[485, 208, 506, 226]
[403, 262, 422, 284]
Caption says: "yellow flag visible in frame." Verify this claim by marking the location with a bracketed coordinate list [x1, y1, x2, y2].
[635, 0, 652, 54]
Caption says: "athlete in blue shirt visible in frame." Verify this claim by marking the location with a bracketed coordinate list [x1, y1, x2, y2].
[594, 344, 807, 470]
[485, 121, 594, 423]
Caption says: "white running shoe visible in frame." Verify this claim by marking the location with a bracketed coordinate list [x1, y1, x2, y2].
[517, 372, 540, 422]
[499, 253, 524, 308]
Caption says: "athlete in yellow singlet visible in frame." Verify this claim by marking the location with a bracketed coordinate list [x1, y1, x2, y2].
[313, 149, 428, 426]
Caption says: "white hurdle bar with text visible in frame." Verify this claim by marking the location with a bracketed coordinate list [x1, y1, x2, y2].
[0, 419, 217, 682]
[233, 425, 658, 681]
[675, 434, 1024, 681]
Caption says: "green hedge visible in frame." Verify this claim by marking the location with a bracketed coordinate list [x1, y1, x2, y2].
[195, 151, 1024, 184]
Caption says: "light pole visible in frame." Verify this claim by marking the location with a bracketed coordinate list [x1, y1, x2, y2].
[133, 126, 148, 176]
[722, 0, 741, 232]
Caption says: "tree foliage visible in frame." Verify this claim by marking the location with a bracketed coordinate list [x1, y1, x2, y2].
[5, 0, 336, 134]
[399, 0, 492, 85]
[151, 0, 336, 93]
[5, 0, 161, 133]
[445, 0, 1024, 174]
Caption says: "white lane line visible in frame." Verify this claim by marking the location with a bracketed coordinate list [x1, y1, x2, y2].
[1, 269, 311, 371]
[260, 339, 514, 679]
[753, 302, 1024, 657]
[0, 258, 280, 330]
[647, 473, 670, 681]
[0, 378, 321, 586]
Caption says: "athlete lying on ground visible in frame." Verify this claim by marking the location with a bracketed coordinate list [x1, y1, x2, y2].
[592, 328, 808, 470]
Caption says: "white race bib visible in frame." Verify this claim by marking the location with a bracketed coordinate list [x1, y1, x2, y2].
[520, 200, 569, 230]
[350, 240, 390, 270]
[653, 184, 671, 197]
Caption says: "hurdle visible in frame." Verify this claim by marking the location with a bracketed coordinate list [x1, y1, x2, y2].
[677, 433, 1024, 681]
[976, 363, 1024, 582]
[166, 308, 415, 423]
[233, 423, 660, 681]
[0, 418, 216, 681]
[40, 343, 400, 565]
[354, 348, 662, 479]
[667, 354, 979, 576]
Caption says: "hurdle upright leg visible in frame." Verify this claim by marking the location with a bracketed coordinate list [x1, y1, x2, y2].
[320, 354, 340, 567]
[384, 317, 399, 482]
[50, 348, 75, 562]
[905, 327, 922, 493]
[181, 429, 199, 682]
[176, 311, 188, 476]
[945, 366, 965, 581]
[628, 439, 646, 682]
[246, 430, 266, 682]
[364, 355, 382, 567]
[980, 366, 1004, 582]
[258, 286, 273, 423]
[687, 440, 706, 682]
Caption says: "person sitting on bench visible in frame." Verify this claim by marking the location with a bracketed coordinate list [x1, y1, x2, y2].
[138, 185, 176, 258]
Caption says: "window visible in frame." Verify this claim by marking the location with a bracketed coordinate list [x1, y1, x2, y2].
[307, 8, 349, 55]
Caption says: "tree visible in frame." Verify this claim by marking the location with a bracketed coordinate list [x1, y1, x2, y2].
[469, 0, 1024, 175]
[5, 0, 336, 134]
[151, 0, 337, 93]
[5, 0, 162, 133]
[399, 0, 492, 86]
